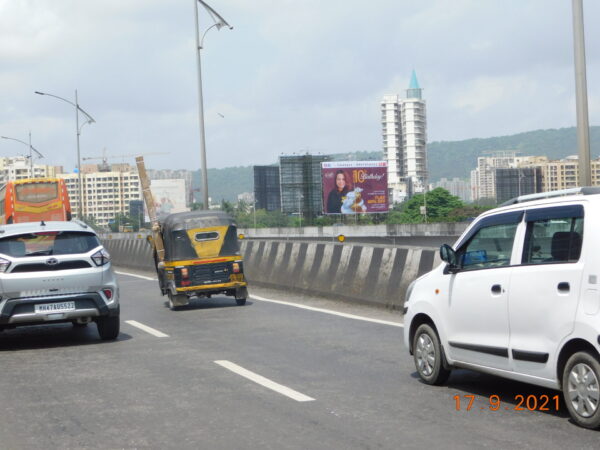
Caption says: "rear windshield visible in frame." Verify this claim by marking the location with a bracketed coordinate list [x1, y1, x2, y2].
[15, 182, 58, 203]
[0, 231, 101, 257]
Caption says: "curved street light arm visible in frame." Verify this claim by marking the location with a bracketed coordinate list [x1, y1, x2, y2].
[200, 23, 219, 49]
[0, 136, 44, 159]
[34, 91, 96, 124]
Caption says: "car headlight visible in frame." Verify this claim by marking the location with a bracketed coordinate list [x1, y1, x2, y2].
[91, 249, 111, 266]
[0, 257, 10, 273]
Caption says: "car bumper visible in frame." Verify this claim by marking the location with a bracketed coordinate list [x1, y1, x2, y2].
[0, 292, 119, 326]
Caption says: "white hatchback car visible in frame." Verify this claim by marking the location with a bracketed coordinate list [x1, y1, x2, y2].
[404, 187, 600, 428]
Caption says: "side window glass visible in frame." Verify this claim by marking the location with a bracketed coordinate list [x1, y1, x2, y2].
[522, 217, 583, 264]
[457, 223, 518, 270]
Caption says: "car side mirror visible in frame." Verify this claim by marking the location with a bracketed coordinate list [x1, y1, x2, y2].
[440, 244, 460, 273]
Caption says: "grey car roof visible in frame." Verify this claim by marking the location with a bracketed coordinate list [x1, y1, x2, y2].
[0, 220, 95, 239]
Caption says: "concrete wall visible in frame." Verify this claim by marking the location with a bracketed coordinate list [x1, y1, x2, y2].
[239, 222, 468, 239]
[101, 233, 442, 310]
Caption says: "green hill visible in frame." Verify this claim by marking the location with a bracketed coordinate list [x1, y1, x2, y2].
[193, 126, 600, 202]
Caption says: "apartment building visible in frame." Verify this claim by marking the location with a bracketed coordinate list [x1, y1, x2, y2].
[58, 165, 142, 227]
[0, 156, 61, 183]
[381, 70, 427, 203]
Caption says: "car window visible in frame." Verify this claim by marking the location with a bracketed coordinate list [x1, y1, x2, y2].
[0, 231, 101, 257]
[522, 216, 583, 264]
[457, 223, 518, 270]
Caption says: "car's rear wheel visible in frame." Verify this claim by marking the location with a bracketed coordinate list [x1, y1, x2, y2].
[96, 315, 120, 340]
[413, 323, 451, 385]
[562, 351, 600, 429]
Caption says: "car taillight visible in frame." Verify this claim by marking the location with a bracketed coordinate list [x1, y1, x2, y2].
[180, 267, 190, 287]
[103, 288, 113, 299]
[232, 262, 240, 273]
[91, 249, 110, 266]
[0, 257, 10, 273]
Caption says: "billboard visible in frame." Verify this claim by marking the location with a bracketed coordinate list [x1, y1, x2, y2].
[321, 161, 388, 214]
[150, 179, 189, 220]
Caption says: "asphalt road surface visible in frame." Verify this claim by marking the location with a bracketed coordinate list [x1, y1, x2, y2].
[0, 270, 598, 449]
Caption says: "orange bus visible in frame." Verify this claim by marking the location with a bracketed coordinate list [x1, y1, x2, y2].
[0, 178, 72, 224]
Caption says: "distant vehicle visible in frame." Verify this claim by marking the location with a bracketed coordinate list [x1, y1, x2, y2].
[0, 178, 72, 224]
[0, 220, 119, 339]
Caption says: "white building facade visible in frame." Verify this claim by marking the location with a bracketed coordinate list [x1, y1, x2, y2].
[0, 156, 61, 183]
[381, 71, 427, 203]
[58, 166, 142, 227]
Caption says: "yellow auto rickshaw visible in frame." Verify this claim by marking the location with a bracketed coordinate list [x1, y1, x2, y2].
[149, 210, 248, 310]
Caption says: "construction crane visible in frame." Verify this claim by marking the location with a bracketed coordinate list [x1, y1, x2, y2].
[82, 148, 168, 172]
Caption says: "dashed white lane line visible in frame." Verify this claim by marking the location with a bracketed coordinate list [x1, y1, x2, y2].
[115, 270, 403, 328]
[115, 271, 157, 281]
[250, 294, 404, 328]
[125, 320, 169, 338]
[215, 360, 315, 402]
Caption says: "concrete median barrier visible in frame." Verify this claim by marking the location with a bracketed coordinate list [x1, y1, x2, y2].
[101, 233, 442, 309]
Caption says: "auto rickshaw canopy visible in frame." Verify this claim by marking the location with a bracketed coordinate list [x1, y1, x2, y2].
[159, 211, 240, 261]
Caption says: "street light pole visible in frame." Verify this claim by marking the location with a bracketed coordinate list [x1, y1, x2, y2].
[0, 134, 44, 177]
[193, 0, 232, 210]
[572, 0, 591, 186]
[35, 90, 95, 219]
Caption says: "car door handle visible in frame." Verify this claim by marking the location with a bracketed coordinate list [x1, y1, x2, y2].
[491, 284, 502, 294]
[557, 282, 570, 293]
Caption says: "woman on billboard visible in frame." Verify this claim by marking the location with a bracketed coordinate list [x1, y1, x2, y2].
[326, 170, 350, 214]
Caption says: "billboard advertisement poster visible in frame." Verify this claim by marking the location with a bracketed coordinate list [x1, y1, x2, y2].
[149, 179, 190, 220]
[322, 161, 388, 214]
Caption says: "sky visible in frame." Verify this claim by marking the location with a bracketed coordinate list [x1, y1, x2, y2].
[0, 0, 599, 172]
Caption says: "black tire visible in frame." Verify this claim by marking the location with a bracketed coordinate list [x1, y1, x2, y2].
[235, 298, 246, 306]
[562, 351, 600, 429]
[96, 315, 120, 340]
[412, 323, 451, 385]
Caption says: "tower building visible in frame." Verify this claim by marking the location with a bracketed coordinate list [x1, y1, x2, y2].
[381, 70, 428, 202]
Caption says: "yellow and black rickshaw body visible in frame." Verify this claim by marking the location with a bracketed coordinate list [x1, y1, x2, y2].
[151, 211, 247, 309]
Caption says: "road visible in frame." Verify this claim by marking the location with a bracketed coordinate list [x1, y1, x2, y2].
[0, 270, 598, 449]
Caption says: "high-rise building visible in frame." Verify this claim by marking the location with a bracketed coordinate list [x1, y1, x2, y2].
[0, 156, 61, 182]
[279, 154, 330, 218]
[381, 70, 427, 203]
[58, 165, 142, 226]
[253, 166, 281, 211]
[495, 167, 543, 204]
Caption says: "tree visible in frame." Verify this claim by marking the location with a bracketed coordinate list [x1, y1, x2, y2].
[397, 188, 464, 223]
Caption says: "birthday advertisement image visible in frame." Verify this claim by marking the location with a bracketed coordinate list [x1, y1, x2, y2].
[321, 161, 389, 214]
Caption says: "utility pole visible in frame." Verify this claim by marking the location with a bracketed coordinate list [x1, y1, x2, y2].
[572, 0, 591, 186]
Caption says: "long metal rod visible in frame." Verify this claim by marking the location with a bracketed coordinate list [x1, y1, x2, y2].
[28, 131, 32, 175]
[194, 0, 210, 210]
[75, 89, 84, 219]
[572, 0, 591, 186]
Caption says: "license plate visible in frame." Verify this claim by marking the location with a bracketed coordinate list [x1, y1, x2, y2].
[34, 301, 76, 314]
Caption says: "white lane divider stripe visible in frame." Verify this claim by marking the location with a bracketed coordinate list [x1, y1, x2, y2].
[125, 320, 169, 337]
[250, 294, 404, 328]
[115, 271, 157, 281]
[215, 360, 315, 402]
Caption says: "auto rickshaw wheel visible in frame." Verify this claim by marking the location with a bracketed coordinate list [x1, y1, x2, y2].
[168, 292, 188, 311]
[235, 287, 248, 306]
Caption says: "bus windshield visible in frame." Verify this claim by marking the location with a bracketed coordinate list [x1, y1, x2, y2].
[15, 182, 59, 204]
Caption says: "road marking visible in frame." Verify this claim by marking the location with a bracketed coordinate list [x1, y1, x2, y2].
[115, 271, 157, 281]
[250, 294, 404, 328]
[125, 320, 169, 337]
[215, 360, 315, 402]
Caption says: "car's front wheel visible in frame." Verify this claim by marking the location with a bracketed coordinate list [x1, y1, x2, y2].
[96, 315, 120, 340]
[562, 351, 600, 429]
[413, 323, 451, 385]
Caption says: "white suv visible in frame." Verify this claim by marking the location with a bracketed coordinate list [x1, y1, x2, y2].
[0, 220, 119, 340]
[404, 187, 600, 428]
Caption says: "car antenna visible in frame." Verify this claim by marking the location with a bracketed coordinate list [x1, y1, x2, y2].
[40, 220, 46, 226]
